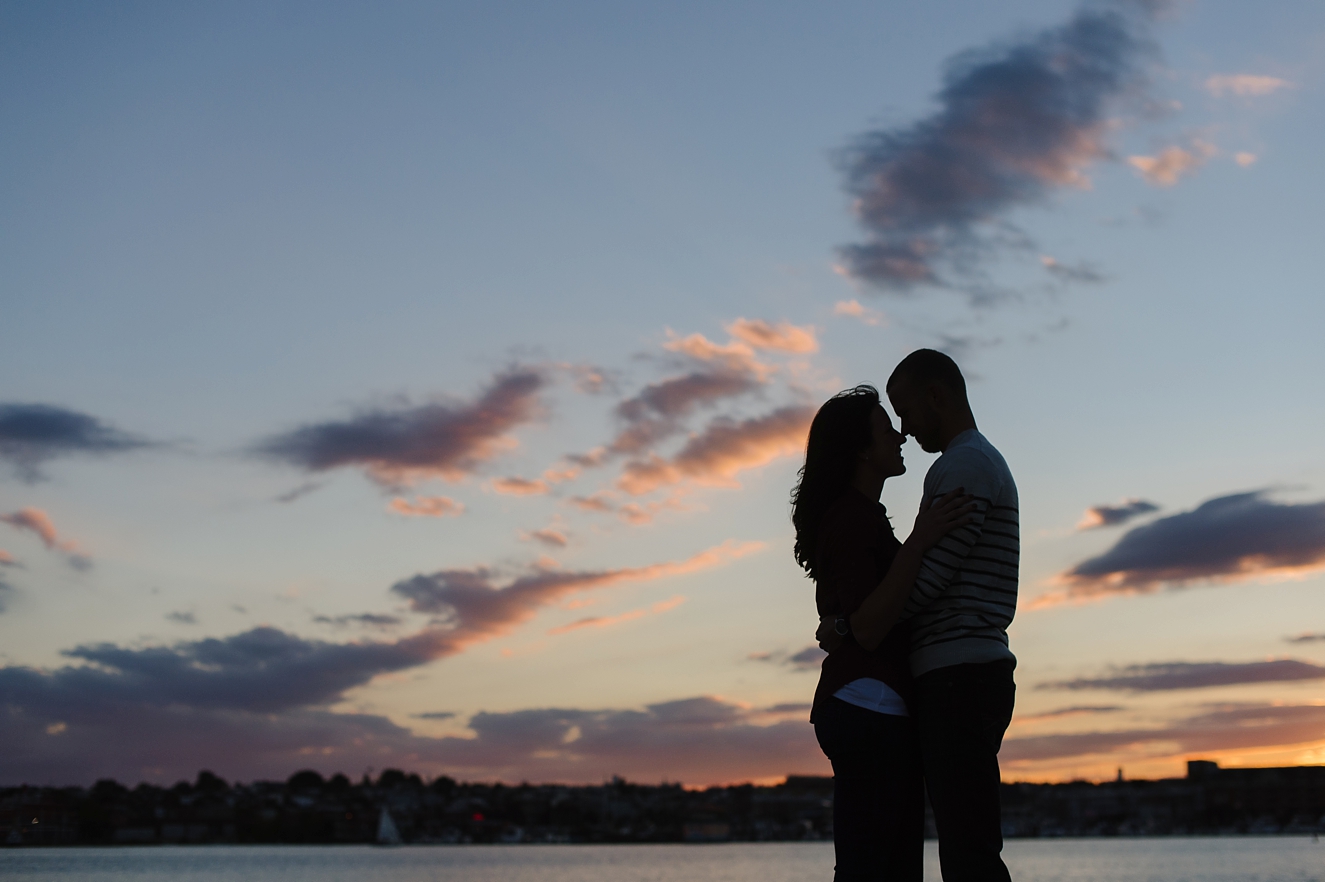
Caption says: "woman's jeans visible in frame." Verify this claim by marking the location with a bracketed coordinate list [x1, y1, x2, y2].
[814, 697, 924, 882]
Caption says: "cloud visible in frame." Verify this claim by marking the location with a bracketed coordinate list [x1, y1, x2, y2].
[491, 477, 550, 496]
[390, 539, 763, 656]
[165, 611, 197, 625]
[429, 696, 825, 785]
[750, 645, 828, 672]
[413, 711, 456, 721]
[837, 3, 1154, 292]
[1013, 705, 1124, 724]
[832, 299, 888, 326]
[618, 405, 815, 495]
[1040, 255, 1107, 284]
[1077, 497, 1160, 529]
[0, 577, 13, 613]
[1002, 702, 1325, 765]
[1127, 140, 1215, 187]
[255, 367, 546, 487]
[1287, 633, 1325, 644]
[0, 403, 153, 482]
[312, 613, 404, 630]
[567, 493, 615, 514]
[0, 627, 440, 729]
[1039, 659, 1325, 692]
[1039, 491, 1325, 606]
[1204, 74, 1291, 97]
[388, 496, 464, 518]
[0, 550, 17, 567]
[523, 527, 569, 548]
[724, 319, 818, 354]
[610, 371, 762, 456]
[274, 482, 323, 504]
[662, 332, 774, 380]
[541, 465, 580, 484]
[547, 595, 687, 636]
[0, 688, 826, 787]
[0, 508, 90, 569]
[787, 646, 827, 672]
[1234, 151, 1257, 167]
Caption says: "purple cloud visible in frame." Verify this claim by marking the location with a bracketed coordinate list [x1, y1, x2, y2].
[1038, 490, 1325, 606]
[1077, 498, 1160, 529]
[838, 2, 1155, 295]
[256, 368, 546, 487]
[0, 403, 152, 482]
[1003, 702, 1325, 764]
[1039, 659, 1325, 692]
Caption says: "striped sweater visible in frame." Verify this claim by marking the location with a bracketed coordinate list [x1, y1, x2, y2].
[900, 429, 1019, 677]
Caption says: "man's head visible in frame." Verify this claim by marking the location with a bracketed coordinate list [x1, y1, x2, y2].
[886, 349, 974, 453]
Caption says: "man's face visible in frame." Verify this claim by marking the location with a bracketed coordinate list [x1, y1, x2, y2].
[887, 377, 943, 453]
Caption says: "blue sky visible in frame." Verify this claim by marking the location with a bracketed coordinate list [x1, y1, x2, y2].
[3, 0, 1324, 786]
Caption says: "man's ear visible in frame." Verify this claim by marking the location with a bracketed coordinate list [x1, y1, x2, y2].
[926, 381, 946, 410]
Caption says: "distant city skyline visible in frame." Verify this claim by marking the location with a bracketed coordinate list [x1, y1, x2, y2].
[2, 0, 1323, 787]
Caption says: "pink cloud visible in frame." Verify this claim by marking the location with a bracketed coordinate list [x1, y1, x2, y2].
[832, 299, 887, 327]
[391, 539, 764, 657]
[1204, 74, 1291, 97]
[0, 550, 16, 566]
[1002, 702, 1325, 766]
[0, 507, 87, 568]
[387, 496, 464, 518]
[567, 493, 616, 513]
[618, 405, 814, 495]
[1127, 141, 1215, 187]
[663, 332, 774, 380]
[725, 318, 818, 354]
[547, 595, 687, 635]
[522, 527, 569, 548]
[542, 465, 580, 484]
[492, 477, 550, 496]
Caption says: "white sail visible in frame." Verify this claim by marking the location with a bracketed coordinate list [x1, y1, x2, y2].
[376, 807, 403, 845]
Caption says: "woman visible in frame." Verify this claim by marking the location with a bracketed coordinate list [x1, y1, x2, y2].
[791, 385, 971, 881]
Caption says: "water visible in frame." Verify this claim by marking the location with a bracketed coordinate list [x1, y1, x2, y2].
[1, 839, 1321, 881]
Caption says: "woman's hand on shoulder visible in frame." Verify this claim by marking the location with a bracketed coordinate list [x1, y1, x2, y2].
[907, 488, 976, 551]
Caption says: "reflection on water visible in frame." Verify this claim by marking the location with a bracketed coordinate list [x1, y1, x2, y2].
[1, 838, 1322, 882]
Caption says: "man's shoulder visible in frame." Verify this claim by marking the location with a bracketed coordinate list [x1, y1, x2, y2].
[927, 433, 1015, 496]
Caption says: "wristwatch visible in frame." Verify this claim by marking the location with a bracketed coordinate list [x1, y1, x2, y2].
[834, 617, 850, 636]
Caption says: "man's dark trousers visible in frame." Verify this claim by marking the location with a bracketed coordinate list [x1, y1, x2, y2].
[913, 659, 1015, 882]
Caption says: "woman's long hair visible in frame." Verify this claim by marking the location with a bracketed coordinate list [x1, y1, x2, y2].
[790, 385, 879, 581]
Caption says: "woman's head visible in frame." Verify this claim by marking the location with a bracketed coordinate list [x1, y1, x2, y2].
[790, 385, 905, 579]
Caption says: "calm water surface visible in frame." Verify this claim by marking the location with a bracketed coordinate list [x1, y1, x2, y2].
[2, 838, 1322, 882]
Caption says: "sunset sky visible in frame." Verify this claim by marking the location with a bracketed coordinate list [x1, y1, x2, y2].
[3, 0, 1324, 788]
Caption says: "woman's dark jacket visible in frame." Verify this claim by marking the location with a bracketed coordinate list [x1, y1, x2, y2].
[810, 489, 912, 723]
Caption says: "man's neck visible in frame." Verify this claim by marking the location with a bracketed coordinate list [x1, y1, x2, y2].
[939, 416, 978, 452]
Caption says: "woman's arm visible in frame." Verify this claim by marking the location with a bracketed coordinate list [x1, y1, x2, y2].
[847, 489, 973, 652]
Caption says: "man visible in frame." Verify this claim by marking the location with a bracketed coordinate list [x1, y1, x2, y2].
[886, 349, 1019, 882]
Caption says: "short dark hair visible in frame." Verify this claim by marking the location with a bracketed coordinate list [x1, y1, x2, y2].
[886, 349, 967, 399]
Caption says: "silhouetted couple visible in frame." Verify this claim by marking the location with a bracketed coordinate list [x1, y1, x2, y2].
[791, 350, 1019, 882]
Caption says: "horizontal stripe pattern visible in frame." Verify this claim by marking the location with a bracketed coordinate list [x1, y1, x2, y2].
[901, 431, 1019, 677]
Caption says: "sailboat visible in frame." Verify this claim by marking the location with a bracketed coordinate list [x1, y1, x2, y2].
[376, 807, 403, 845]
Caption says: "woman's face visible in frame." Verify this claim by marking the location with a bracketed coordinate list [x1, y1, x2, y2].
[865, 405, 907, 478]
